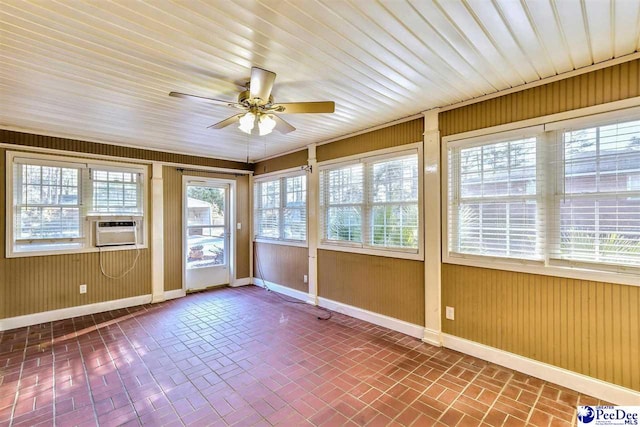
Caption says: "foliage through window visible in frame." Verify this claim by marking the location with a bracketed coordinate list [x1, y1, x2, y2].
[254, 173, 307, 242]
[320, 151, 420, 252]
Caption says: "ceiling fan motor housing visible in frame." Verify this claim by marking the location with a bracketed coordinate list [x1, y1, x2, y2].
[238, 89, 273, 108]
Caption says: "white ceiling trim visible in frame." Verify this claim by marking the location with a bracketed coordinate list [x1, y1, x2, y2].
[0, 124, 250, 165]
[438, 51, 640, 112]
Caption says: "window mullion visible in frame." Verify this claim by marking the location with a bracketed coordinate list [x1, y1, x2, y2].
[363, 161, 370, 248]
[279, 177, 285, 240]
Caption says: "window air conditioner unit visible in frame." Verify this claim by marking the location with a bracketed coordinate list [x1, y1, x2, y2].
[95, 221, 137, 247]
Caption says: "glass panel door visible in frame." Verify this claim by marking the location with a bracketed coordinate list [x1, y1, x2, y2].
[184, 181, 230, 290]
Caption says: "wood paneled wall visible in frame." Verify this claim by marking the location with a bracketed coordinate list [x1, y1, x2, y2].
[254, 242, 308, 292]
[440, 58, 640, 392]
[0, 131, 250, 320]
[0, 147, 151, 318]
[0, 130, 251, 170]
[163, 166, 183, 292]
[3, 251, 152, 318]
[252, 150, 309, 292]
[315, 118, 426, 325]
[317, 118, 424, 162]
[318, 250, 424, 325]
[253, 149, 308, 176]
[440, 59, 640, 137]
[442, 265, 640, 391]
[163, 167, 250, 292]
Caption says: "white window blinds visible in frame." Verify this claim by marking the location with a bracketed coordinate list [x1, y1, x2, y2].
[551, 120, 640, 268]
[370, 155, 419, 249]
[9, 153, 147, 255]
[283, 175, 307, 241]
[14, 162, 82, 241]
[321, 163, 364, 243]
[254, 179, 281, 239]
[320, 150, 420, 252]
[253, 172, 307, 242]
[448, 137, 541, 260]
[91, 169, 143, 214]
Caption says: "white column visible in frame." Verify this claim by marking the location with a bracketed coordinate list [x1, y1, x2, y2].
[151, 163, 165, 303]
[423, 109, 442, 346]
[249, 174, 254, 283]
[307, 145, 319, 305]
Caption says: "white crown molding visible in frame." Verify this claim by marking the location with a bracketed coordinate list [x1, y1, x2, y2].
[0, 125, 251, 165]
[438, 52, 640, 112]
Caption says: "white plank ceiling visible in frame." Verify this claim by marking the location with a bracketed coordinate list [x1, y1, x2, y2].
[1, 0, 639, 162]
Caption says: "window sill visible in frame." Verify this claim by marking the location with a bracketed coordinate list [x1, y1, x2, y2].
[318, 243, 424, 261]
[8, 244, 147, 258]
[443, 253, 640, 287]
[254, 238, 308, 248]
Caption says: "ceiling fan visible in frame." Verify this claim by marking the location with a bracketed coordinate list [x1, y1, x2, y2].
[169, 67, 335, 136]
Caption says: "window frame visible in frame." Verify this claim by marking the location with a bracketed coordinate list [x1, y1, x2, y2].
[318, 144, 424, 261]
[548, 119, 640, 272]
[445, 126, 545, 262]
[6, 151, 148, 258]
[253, 169, 308, 247]
[442, 109, 640, 287]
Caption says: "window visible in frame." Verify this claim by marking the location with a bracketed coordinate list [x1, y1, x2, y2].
[254, 172, 307, 242]
[320, 150, 420, 254]
[8, 152, 146, 256]
[323, 163, 364, 243]
[445, 114, 640, 278]
[551, 120, 640, 268]
[91, 169, 142, 214]
[448, 136, 541, 260]
[14, 161, 82, 242]
[283, 175, 306, 241]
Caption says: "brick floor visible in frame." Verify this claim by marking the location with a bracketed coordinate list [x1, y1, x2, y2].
[0, 286, 608, 426]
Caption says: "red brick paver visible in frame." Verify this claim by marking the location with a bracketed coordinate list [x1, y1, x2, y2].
[0, 286, 609, 426]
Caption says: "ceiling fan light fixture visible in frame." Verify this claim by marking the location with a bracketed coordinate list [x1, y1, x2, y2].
[258, 114, 276, 136]
[238, 112, 255, 134]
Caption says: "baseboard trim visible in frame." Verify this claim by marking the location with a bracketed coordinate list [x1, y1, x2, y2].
[164, 289, 186, 301]
[0, 295, 153, 332]
[230, 277, 252, 287]
[422, 328, 443, 347]
[442, 334, 640, 406]
[253, 278, 309, 302]
[317, 297, 424, 339]
[151, 292, 165, 303]
[306, 294, 318, 306]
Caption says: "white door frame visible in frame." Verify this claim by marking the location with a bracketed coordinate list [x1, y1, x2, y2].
[182, 176, 237, 291]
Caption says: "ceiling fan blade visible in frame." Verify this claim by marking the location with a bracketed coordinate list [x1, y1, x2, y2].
[272, 115, 296, 134]
[208, 114, 243, 129]
[272, 101, 335, 114]
[249, 67, 276, 104]
[169, 91, 241, 108]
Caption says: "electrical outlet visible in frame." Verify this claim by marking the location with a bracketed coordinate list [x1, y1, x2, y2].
[80, 284, 87, 294]
[236, 222, 241, 230]
[303, 274, 308, 283]
[446, 306, 455, 320]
